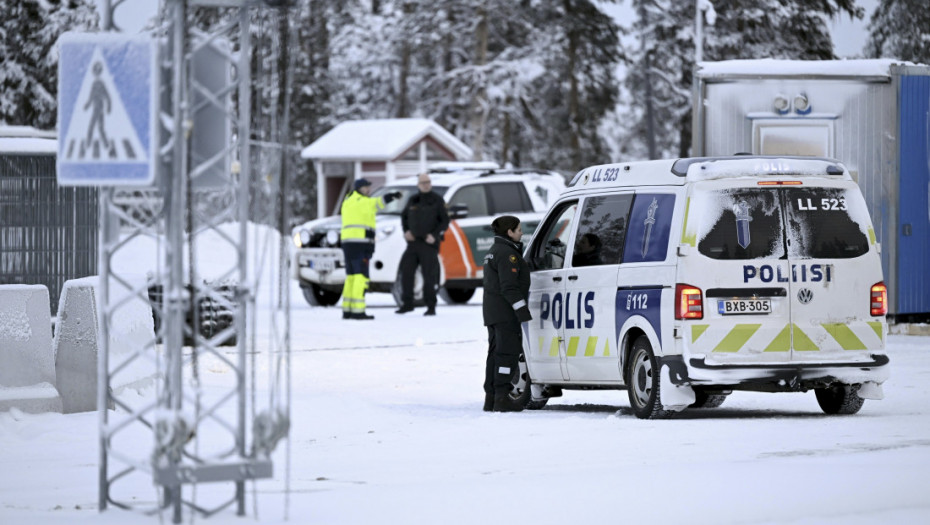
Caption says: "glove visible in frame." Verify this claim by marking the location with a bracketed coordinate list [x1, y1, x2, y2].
[383, 191, 403, 204]
[516, 305, 532, 322]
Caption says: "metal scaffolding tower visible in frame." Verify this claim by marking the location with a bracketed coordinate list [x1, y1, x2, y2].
[95, 1, 292, 522]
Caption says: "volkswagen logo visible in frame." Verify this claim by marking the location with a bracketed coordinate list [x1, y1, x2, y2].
[797, 288, 813, 304]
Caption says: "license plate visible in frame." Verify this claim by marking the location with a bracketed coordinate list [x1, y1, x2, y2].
[718, 299, 771, 315]
[309, 259, 334, 272]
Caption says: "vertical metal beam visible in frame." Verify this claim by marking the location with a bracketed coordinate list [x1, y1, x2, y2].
[166, 1, 189, 522]
[236, 6, 252, 516]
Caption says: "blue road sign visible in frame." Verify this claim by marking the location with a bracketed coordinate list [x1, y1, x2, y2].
[57, 33, 158, 186]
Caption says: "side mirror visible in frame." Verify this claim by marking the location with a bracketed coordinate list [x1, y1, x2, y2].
[449, 203, 469, 219]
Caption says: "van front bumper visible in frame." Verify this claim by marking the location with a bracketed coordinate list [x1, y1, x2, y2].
[661, 354, 890, 392]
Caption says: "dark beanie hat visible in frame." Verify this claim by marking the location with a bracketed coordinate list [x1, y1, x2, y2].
[354, 178, 373, 191]
[491, 215, 520, 236]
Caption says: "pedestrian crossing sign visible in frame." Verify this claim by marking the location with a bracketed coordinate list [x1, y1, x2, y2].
[57, 33, 158, 186]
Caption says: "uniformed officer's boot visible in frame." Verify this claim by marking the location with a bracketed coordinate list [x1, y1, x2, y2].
[492, 392, 524, 412]
[352, 312, 375, 320]
[483, 393, 494, 412]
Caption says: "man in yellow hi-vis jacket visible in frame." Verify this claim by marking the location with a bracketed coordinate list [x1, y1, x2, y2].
[341, 178, 401, 319]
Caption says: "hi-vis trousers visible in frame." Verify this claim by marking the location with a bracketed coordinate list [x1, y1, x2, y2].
[342, 242, 374, 314]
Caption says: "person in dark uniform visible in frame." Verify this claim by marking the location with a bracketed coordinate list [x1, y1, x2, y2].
[482, 215, 532, 412]
[396, 173, 450, 316]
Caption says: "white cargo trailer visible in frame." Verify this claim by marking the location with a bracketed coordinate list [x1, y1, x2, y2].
[692, 59, 930, 320]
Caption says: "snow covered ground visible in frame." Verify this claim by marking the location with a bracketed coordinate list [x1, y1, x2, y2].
[2, 285, 930, 524]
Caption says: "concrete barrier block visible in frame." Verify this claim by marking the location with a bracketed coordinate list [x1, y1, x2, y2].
[0, 285, 56, 387]
[54, 277, 158, 414]
[0, 285, 62, 414]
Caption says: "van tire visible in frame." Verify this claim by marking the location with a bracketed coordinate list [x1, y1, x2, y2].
[625, 336, 671, 419]
[690, 390, 728, 409]
[513, 353, 548, 410]
[815, 383, 864, 415]
[439, 286, 476, 305]
[301, 284, 341, 307]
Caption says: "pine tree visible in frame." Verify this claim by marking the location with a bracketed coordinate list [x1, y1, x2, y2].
[865, 0, 930, 64]
[0, 0, 99, 129]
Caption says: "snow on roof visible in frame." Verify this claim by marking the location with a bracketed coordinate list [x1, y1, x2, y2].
[696, 59, 928, 80]
[0, 126, 57, 154]
[300, 118, 472, 161]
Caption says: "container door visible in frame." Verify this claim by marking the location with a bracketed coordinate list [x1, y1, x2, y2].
[782, 185, 885, 361]
[525, 201, 578, 381]
[896, 75, 930, 315]
[681, 184, 793, 366]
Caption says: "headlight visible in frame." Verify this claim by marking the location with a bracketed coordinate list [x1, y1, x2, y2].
[325, 229, 340, 246]
[375, 225, 396, 242]
[296, 229, 311, 247]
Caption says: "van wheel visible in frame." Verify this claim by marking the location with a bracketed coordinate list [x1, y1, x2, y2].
[815, 383, 864, 415]
[301, 284, 341, 307]
[690, 390, 728, 409]
[625, 336, 671, 419]
[439, 287, 475, 305]
[511, 353, 548, 410]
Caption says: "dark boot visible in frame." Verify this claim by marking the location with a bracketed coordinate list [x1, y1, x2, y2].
[424, 307, 436, 316]
[351, 312, 375, 320]
[395, 305, 414, 314]
[483, 393, 494, 412]
[342, 311, 352, 320]
[492, 392, 523, 413]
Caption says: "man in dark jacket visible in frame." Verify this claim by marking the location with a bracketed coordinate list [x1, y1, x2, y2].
[396, 173, 450, 316]
[482, 215, 532, 412]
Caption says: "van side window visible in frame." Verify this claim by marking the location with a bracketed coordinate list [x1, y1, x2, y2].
[487, 182, 533, 213]
[529, 201, 578, 271]
[448, 184, 489, 217]
[573, 194, 633, 267]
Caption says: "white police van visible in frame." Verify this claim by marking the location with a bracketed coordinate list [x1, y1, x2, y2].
[517, 156, 889, 419]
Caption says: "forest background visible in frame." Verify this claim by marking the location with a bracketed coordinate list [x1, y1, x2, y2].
[2, 0, 928, 226]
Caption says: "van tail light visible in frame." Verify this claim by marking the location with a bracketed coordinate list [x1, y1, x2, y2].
[675, 284, 703, 320]
[870, 282, 888, 316]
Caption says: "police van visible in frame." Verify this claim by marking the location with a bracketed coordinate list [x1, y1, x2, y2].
[516, 156, 889, 419]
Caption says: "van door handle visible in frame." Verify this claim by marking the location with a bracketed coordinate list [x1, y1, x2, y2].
[552, 276, 562, 282]
[567, 275, 578, 281]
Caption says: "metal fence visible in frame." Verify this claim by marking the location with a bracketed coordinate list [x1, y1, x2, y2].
[0, 153, 98, 313]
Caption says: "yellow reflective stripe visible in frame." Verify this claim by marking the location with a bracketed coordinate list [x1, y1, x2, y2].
[584, 336, 599, 357]
[823, 323, 867, 350]
[868, 227, 876, 245]
[538, 336, 545, 355]
[791, 324, 819, 351]
[603, 339, 610, 356]
[713, 324, 761, 353]
[548, 337, 560, 357]
[692, 324, 708, 343]
[868, 321, 883, 342]
[680, 197, 696, 247]
[567, 336, 580, 357]
[764, 324, 791, 352]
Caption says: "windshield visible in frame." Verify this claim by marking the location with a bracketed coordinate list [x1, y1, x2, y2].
[372, 185, 449, 215]
[696, 187, 869, 260]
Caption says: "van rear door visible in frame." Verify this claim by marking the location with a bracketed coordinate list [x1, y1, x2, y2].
[782, 183, 884, 361]
[684, 182, 792, 365]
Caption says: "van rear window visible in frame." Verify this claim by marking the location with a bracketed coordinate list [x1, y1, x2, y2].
[697, 187, 869, 260]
